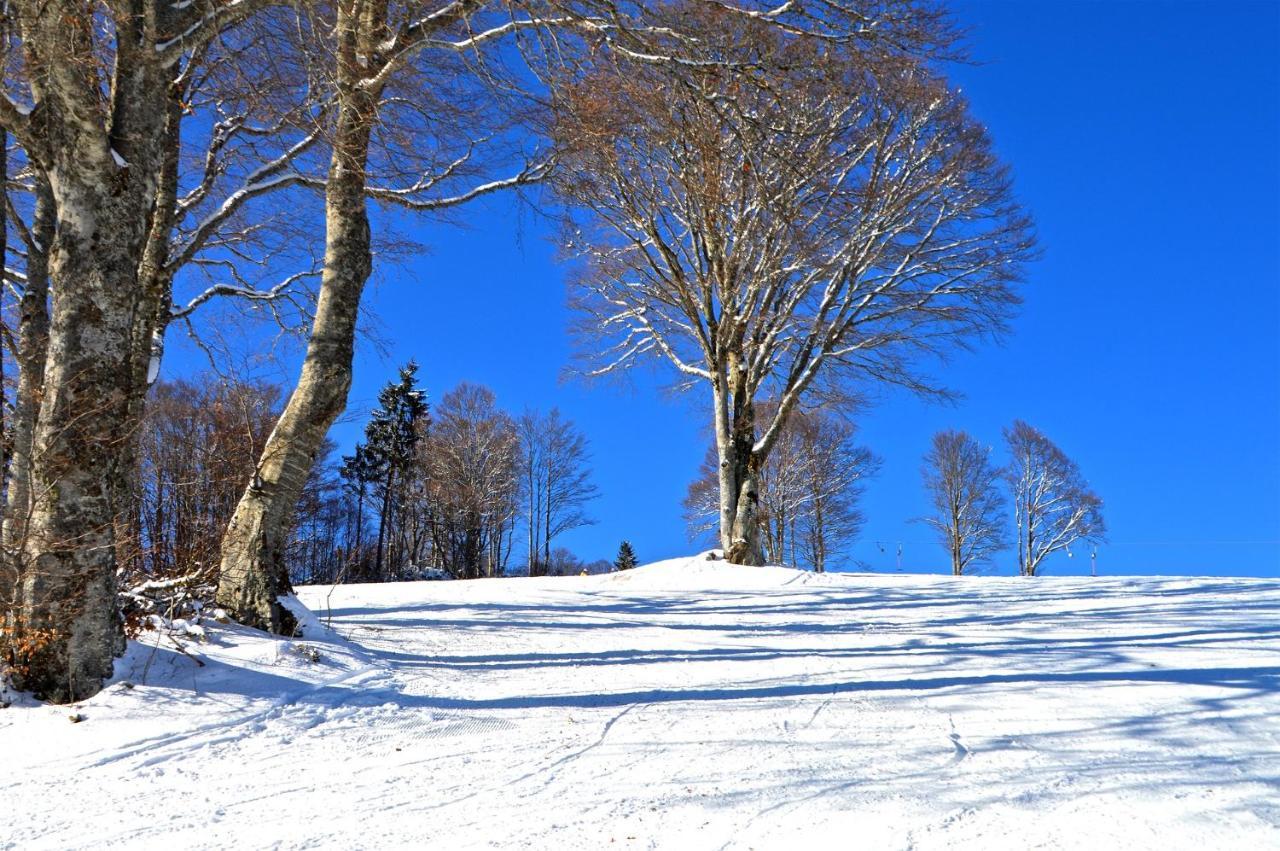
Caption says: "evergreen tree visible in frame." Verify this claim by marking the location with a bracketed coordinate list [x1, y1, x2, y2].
[614, 540, 638, 571]
[361, 362, 429, 579]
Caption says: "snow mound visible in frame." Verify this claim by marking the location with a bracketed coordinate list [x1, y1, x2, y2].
[600, 552, 821, 589]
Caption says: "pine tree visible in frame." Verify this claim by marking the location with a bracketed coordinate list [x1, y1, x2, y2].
[614, 540, 638, 571]
[361, 362, 429, 579]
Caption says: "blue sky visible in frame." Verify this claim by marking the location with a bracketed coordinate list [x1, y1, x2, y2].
[172, 0, 1280, 576]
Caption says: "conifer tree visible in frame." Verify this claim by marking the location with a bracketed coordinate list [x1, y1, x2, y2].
[615, 541, 638, 571]
[362, 362, 429, 579]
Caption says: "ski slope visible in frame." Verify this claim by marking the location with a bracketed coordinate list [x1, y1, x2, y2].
[3, 556, 1279, 849]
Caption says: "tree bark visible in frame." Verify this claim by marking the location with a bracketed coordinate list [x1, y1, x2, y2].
[727, 463, 763, 566]
[14, 169, 155, 700]
[3, 0, 197, 701]
[2, 172, 53, 620]
[216, 84, 376, 634]
[713, 355, 765, 566]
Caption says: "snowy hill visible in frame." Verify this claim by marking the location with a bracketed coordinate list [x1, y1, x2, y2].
[3, 556, 1278, 849]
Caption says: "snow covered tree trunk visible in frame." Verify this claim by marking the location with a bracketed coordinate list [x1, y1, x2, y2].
[216, 84, 376, 634]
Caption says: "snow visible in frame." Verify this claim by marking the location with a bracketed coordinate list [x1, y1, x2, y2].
[3, 555, 1279, 849]
[3, 94, 31, 117]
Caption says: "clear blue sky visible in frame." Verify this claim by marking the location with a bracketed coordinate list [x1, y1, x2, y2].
[171, 0, 1280, 576]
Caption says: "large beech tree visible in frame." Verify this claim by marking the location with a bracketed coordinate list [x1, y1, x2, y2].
[215, 0, 953, 630]
[214, 0, 547, 633]
[0, 0, 294, 701]
[555, 11, 1034, 564]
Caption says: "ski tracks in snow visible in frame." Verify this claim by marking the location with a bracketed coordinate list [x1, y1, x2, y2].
[80, 664, 390, 771]
[6, 567, 1280, 849]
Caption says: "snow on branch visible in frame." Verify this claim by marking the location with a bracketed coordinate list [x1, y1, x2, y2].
[170, 269, 320, 320]
[154, 0, 282, 65]
[168, 128, 324, 275]
[553, 9, 1032, 484]
[363, 155, 552, 211]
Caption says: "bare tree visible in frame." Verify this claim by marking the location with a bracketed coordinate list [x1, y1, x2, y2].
[215, 0, 969, 629]
[0, 0, 300, 700]
[215, 0, 547, 631]
[920, 429, 1004, 575]
[791, 412, 878, 573]
[685, 406, 878, 571]
[1004, 420, 1104, 577]
[422, 383, 520, 579]
[555, 9, 1033, 565]
[517, 408, 598, 576]
[285, 440, 348, 586]
[129, 378, 282, 581]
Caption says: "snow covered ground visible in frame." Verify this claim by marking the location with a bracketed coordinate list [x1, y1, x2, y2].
[3, 556, 1279, 849]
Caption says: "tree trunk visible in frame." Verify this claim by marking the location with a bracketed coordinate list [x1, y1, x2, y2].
[812, 498, 826, 573]
[543, 482, 551, 576]
[727, 465, 763, 565]
[216, 86, 376, 634]
[117, 95, 188, 581]
[353, 484, 364, 571]
[526, 464, 535, 577]
[714, 388, 735, 558]
[715, 365, 764, 566]
[375, 469, 393, 580]
[4, 1, 183, 701]
[2, 176, 53, 619]
[14, 173, 153, 700]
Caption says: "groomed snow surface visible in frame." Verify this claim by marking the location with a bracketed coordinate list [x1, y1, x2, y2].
[3, 556, 1279, 849]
